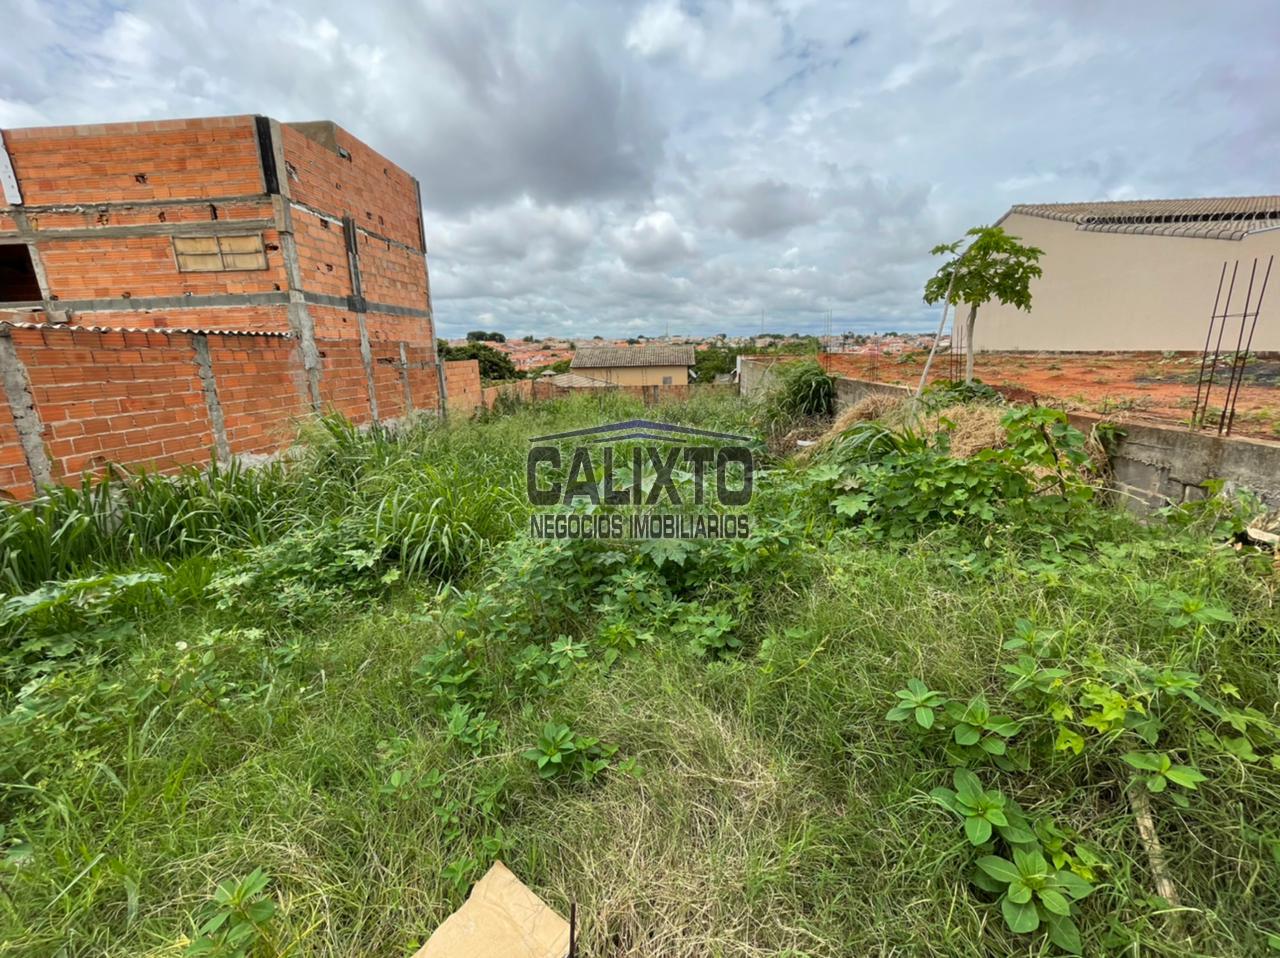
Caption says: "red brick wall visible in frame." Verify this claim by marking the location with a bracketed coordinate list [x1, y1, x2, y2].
[0, 381, 33, 498]
[316, 339, 372, 423]
[3, 116, 264, 206]
[305, 303, 356, 342]
[280, 124, 424, 251]
[63, 306, 293, 335]
[371, 343, 407, 421]
[444, 360, 482, 413]
[405, 345, 441, 409]
[205, 336, 308, 456]
[0, 323, 467, 499]
[24, 199, 271, 232]
[366, 312, 431, 346]
[11, 326, 213, 482]
[0, 115, 448, 497]
[36, 229, 287, 301]
[291, 207, 352, 298]
[357, 232, 428, 310]
[481, 379, 534, 408]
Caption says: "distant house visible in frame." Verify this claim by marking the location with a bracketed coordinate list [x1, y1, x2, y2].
[974, 196, 1280, 353]
[570, 344, 696, 386]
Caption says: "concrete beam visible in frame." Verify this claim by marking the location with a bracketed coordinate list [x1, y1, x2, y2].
[9, 194, 270, 214]
[4, 219, 277, 241]
[399, 341, 413, 413]
[343, 214, 379, 422]
[192, 334, 231, 464]
[0, 291, 291, 312]
[273, 196, 322, 411]
[288, 199, 427, 257]
[299, 291, 430, 319]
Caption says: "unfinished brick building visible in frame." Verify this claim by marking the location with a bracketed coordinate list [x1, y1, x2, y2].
[0, 115, 481, 499]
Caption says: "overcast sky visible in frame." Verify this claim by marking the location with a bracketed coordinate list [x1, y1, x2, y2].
[5, 1, 1278, 339]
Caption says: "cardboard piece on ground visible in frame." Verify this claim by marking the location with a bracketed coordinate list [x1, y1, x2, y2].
[413, 861, 570, 958]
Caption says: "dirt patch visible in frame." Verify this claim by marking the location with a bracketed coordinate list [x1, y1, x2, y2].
[821, 351, 1280, 442]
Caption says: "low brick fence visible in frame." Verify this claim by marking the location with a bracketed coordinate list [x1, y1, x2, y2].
[480, 378, 534, 409]
[477, 379, 734, 409]
[0, 333, 735, 499]
[0, 320, 476, 499]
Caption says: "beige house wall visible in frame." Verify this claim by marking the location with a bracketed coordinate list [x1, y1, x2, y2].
[971, 213, 1280, 353]
[572, 364, 689, 386]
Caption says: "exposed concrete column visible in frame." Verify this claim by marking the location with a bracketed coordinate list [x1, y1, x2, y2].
[266, 118, 322, 413]
[0, 332, 52, 492]
[399, 341, 413, 414]
[415, 177, 447, 420]
[272, 195, 323, 412]
[342, 214, 379, 422]
[191, 334, 231, 464]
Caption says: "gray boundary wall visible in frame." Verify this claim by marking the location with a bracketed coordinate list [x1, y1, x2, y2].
[1068, 413, 1280, 512]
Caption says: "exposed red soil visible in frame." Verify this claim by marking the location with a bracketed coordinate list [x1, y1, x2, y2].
[819, 351, 1280, 442]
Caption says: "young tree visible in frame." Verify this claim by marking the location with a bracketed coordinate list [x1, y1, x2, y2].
[923, 226, 1044, 383]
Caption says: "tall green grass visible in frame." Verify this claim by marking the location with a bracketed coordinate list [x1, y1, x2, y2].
[1, 390, 1275, 957]
[0, 459, 299, 592]
[752, 359, 836, 436]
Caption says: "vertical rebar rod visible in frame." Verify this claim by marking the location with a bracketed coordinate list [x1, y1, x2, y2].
[1192, 261, 1228, 429]
[1224, 255, 1273, 436]
[1218, 258, 1259, 434]
[1199, 260, 1239, 428]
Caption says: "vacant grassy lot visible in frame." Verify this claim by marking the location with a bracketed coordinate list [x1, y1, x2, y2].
[2, 385, 1278, 957]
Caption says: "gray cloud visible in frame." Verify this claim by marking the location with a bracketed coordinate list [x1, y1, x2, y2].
[611, 211, 696, 269]
[703, 178, 823, 239]
[3, 0, 1278, 338]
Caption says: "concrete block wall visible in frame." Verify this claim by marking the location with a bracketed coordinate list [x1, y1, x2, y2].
[820, 367, 1280, 512]
[737, 356, 785, 398]
[832, 376, 912, 408]
[1068, 413, 1280, 512]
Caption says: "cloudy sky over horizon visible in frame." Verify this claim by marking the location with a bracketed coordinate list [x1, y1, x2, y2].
[5, 0, 1278, 339]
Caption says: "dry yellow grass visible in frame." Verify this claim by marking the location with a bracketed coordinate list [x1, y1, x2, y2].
[919, 404, 1007, 458]
[801, 393, 909, 458]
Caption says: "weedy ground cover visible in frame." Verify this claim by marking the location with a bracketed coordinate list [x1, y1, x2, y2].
[1, 389, 1277, 957]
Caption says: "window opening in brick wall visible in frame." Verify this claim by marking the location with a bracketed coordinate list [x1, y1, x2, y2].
[173, 234, 268, 272]
[662, 376, 673, 385]
[0, 243, 41, 301]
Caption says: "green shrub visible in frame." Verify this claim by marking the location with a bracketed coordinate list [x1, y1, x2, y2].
[754, 360, 835, 435]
